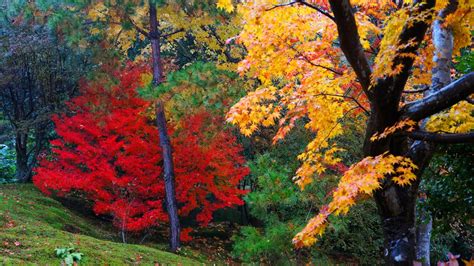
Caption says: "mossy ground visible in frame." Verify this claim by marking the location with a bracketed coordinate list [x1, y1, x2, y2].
[0, 184, 200, 265]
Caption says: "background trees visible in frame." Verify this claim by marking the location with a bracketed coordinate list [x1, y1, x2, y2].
[0, 22, 89, 182]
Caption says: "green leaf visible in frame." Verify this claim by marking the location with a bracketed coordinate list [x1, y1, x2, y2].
[71, 252, 83, 261]
[64, 255, 74, 266]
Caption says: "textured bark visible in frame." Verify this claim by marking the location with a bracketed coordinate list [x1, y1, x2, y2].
[15, 132, 30, 182]
[328, 0, 372, 91]
[415, 211, 432, 265]
[353, 0, 435, 264]
[401, 131, 474, 143]
[149, 1, 181, 252]
[155, 101, 180, 252]
[402, 72, 474, 121]
[325, 0, 470, 263]
[415, 2, 457, 263]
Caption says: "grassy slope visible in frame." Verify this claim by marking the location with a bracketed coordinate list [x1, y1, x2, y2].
[0, 184, 199, 265]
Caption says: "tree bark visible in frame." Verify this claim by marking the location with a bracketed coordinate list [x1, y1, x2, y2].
[149, 0, 181, 252]
[15, 131, 30, 182]
[350, 0, 436, 263]
[414, 2, 457, 263]
[373, 182, 418, 265]
[415, 208, 432, 265]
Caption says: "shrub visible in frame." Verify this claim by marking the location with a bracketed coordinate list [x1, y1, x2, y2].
[33, 65, 248, 235]
[232, 121, 383, 264]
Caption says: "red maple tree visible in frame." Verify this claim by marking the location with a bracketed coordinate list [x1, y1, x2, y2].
[33, 65, 248, 237]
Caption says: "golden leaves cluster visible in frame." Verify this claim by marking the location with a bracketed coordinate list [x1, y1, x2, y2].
[426, 101, 474, 133]
[226, 2, 363, 191]
[370, 119, 417, 141]
[293, 153, 418, 248]
[222, 0, 472, 250]
[443, 0, 473, 57]
[217, 0, 235, 12]
[373, 0, 472, 83]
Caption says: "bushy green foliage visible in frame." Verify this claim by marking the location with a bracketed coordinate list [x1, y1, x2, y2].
[455, 48, 473, 74]
[422, 144, 474, 262]
[55, 247, 83, 266]
[0, 144, 16, 182]
[140, 62, 244, 119]
[232, 122, 384, 264]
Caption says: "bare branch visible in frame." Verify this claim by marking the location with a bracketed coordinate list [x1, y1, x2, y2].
[162, 28, 184, 39]
[288, 45, 343, 75]
[402, 72, 474, 121]
[328, 0, 372, 91]
[314, 93, 370, 115]
[266, 1, 297, 11]
[267, 0, 335, 21]
[402, 131, 474, 143]
[296, 0, 335, 20]
[125, 14, 149, 38]
[403, 86, 429, 94]
[205, 25, 241, 63]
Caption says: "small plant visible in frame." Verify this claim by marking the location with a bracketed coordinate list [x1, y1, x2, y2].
[55, 247, 83, 266]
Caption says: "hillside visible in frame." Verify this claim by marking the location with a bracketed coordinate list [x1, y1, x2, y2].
[0, 184, 199, 265]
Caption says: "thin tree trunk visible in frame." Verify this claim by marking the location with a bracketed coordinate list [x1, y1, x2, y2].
[415, 208, 432, 265]
[149, 0, 180, 252]
[414, 2, 457, 264]
[15, 131, 30, 182]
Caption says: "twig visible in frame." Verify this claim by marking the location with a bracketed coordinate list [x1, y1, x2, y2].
[266, 0, 335, 21]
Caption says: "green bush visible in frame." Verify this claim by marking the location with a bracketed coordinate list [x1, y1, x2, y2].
[232, 122, 384, 264]
[422, 144, 474, 262]
[0, 143, 16, 182]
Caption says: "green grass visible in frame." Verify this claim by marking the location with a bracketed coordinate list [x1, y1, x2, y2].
[0, 184, 199, 265]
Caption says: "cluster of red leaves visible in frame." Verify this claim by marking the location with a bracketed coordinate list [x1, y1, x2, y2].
[33, 65, 248, 236]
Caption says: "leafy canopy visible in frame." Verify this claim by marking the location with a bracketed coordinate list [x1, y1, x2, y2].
[218, 0, 473, 247]
[33, 64, 249, 236]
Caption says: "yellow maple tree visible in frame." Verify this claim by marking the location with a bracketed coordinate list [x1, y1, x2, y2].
[220, 0, 473, 263]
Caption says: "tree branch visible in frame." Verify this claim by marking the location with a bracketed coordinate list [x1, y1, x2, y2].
[267, 0, 335, 21]
[328, 0, 372, 91]
[162, 28, 184, 39]
[125, 14, 149, 38]
[371, 0, 435, 103]
[401, 72, 474, 121]
[401, 131, 474, 143]
[296, 0, 335, 20]
[288, 45, 343, 75]
[205, 25, 242, 63]
[314, 93, 370, 115]
[403, 86, 429, 93]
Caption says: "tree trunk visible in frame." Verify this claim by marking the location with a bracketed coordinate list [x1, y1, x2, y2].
[15, 131, 30, 182]
[149, 0, 180, 252]
[374, 185, 418, 265]
[415, 206, 432, 266]
[414, 2, 457, 264]
[155, 101, 180, 251]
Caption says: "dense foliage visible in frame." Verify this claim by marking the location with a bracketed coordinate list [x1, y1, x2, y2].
[218, 1, 473, 263]
[232, 121, 384, 264]
[33, 65, 248, 236]
[422, 144, 474, 262]
[0, 0, 472, 264]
